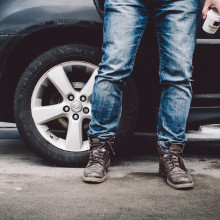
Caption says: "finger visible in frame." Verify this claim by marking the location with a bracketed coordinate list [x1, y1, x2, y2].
[202, 0, 211, 19]
[202, 5, 209, 19]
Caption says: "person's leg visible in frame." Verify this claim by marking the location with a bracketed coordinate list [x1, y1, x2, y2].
[87, 0, 149, 141]
[84, 0, 149, 183]
[154, 0, 199, 150]
[153, 0, 199, 188]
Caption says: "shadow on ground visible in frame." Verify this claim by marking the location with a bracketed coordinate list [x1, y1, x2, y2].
[0, 137, 220, 167]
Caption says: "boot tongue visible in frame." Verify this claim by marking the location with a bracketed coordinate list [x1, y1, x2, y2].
[91, 138, 101, 143]
[91, 139, 106, 151]
[169, 145, 185, 172]
[169, 145, 182, 153]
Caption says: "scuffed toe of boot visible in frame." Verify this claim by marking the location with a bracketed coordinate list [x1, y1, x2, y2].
[83, 171, 107, 183]
[167, 168, 194, 189]
[157, 143, 194, 189]
[82, 160, 110, 183]
[82, 139, 113, 183]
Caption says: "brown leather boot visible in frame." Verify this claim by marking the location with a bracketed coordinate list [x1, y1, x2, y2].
[156, 143, 194, 189]
[82, 139, 114, 183]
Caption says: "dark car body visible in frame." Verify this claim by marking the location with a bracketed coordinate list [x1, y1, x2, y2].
[0, 0, 220, 138]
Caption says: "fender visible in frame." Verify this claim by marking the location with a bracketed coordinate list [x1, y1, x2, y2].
[0, 0, 103, 35]
[0, 0, 103, 78]
[0, 0, 103, 121]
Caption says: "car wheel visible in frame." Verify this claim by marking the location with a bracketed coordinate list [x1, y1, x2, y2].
[14, 44, 139, 167]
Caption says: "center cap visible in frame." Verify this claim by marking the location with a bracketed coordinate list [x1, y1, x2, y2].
[71, 100, 83, 112]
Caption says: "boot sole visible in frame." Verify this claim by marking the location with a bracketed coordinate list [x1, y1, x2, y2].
[159, 169, 194, 189]
[167, 179, 194, 189]
[82, 174, 107, 183]
[82, 160, 111, 183]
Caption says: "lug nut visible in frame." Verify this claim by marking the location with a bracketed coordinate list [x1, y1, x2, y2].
[80, 95, 86, 102]
[63, 106, 70, 112]
[73, 114, 79, 120]
[83, 107, 89, 114]
[68, 94, 74, 101]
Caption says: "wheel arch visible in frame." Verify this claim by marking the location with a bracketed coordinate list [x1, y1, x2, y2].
[0, 26, 103, 122]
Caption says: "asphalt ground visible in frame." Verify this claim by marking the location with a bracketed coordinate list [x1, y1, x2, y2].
[0, 138, 220, 220]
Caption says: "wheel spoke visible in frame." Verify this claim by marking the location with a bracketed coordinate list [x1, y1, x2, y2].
[86, 112, 92, 119]
[31, 61, 98, 152]
[80, 68, 98, 100]
[47, 66, 75, 98]
[82, 111, 92, 120]
[65, 118, 83, 151]
[32, 103, 64, 124]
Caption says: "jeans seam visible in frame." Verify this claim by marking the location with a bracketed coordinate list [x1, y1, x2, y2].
[129, 21, 148, 74]
[155, 23, 163, 81]
[158, 87, 164, 139]
[115, 88, 123, 137]
[115, 18, 148, 138]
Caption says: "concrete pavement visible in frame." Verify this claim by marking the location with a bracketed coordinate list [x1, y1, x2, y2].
[0, 139, 220, 220]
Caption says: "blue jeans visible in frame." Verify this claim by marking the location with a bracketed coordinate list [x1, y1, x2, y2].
[87, 0, 199, 150]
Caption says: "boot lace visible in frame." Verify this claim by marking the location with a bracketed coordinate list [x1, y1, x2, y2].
[162, 150, 186, 172]
[89, 140, 115, 166]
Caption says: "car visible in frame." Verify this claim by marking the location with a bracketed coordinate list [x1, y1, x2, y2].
[0, 0, 220, 167]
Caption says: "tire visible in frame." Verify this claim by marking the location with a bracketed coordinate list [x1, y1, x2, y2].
[14, 44, 139, 167]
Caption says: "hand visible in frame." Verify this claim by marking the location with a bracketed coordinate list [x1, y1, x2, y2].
[202, 0, 220, 19]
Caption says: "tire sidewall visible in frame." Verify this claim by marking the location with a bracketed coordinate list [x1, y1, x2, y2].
[14, 44, 138, 167]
